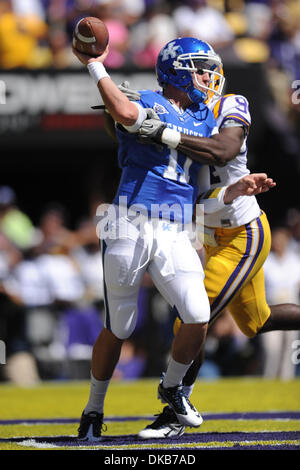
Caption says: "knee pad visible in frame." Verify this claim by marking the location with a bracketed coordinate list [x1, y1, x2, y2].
[176, 283, 210, 325]
[105, 293, 138, 340]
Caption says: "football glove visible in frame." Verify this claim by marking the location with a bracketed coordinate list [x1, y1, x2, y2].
[137, 112, 166, 145]
[118, 81, 141, 101]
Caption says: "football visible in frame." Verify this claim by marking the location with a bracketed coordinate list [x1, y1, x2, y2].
[72, 16, 109, 57]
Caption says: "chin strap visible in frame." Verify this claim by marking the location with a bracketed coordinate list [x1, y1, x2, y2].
[187, 86, 206, 104]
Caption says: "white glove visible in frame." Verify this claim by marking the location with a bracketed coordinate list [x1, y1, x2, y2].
[118, 81, 141, 101]
[137, 113, 166, 144]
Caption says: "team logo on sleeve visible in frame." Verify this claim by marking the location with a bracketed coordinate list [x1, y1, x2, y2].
[153, 103, 169, 115]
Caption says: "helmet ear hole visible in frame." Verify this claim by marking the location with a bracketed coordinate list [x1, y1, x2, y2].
[168, 68, 177, 76]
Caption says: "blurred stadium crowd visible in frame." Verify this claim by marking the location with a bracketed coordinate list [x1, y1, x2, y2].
[0, 0, 299, 75]
[0, 185, 299, 386]
[0, 0, 300, 385]
[0, 185, 178, 384]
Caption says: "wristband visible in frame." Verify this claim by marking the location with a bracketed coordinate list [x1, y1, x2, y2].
[161, 128, 181, 149]
[123, 103, 148, 133]
[87, 62, 109, 84]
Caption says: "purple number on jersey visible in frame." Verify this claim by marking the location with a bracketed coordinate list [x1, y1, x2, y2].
[235, 97, 248, 114]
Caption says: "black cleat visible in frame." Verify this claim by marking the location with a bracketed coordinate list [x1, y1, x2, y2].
[77, 411, 105, 442]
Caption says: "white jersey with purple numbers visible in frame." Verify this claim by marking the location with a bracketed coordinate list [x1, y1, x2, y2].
[113, 90, 217, 224]
[203, 93, 261, 228]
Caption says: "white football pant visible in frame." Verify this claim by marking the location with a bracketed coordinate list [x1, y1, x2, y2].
[100, 212, 210, 339]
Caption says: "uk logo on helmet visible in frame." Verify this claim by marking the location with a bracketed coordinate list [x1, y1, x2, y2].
[161, 41, 180, 61]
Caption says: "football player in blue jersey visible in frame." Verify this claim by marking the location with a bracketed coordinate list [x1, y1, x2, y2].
[72, 37, 232, 441]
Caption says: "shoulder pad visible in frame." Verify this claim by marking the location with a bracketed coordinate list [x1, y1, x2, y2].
[213, 93, 251, 128]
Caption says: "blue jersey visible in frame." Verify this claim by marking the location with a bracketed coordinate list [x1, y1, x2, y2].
[113, 90, 217, 223]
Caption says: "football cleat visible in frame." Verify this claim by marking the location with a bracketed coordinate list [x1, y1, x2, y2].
[77, 411, 105, 442]
[138, 406, 185, 439]
[158, 383, 203, 427]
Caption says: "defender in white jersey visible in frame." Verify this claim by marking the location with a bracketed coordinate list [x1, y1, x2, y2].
[204, 93, 260, 228]
[195, 92, 272, 331]
[137, 78, 300, 440]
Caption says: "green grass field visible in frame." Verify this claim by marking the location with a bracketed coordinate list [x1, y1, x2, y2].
[0, 377, 300, 450]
